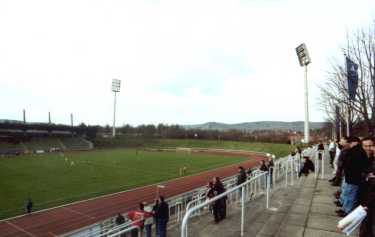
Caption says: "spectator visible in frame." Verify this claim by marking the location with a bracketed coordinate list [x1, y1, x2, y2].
[156, 196, 169, 237]
[206, 181, 215, 199]
[236, 166, 247, 200]
[26, 198, 33, 214]
[144, 205, 154, 237]
[115, 213, 125, 225]
[332, 137, 350, 187]
[152, 199, 159, 236]
[268, 158, 275, 185]
[359, 138, 375, 237]
[206, 181, 215, 214]
[317, 142, 325, 160]
[246, 167, 253, 176]
[299, 156, 314, 177]
[213, 176, 226, 222]
[127, 202, 152, 237]
[328, 139, 336, 168]
[259, 160, 268, 172]
[337, 136, 369, 217]
[115, 213, 126, 237]
[236, 166, 247, 186]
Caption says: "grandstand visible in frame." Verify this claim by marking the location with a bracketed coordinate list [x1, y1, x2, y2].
[0, 121, 96, 154]
[60, 137, 93, 150]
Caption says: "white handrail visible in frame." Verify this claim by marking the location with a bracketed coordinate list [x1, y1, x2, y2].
[181, 172, 269, 237]
[107, 225, 141, 237]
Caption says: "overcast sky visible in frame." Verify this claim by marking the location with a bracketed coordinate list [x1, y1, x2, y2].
[1, 0, 375, 126]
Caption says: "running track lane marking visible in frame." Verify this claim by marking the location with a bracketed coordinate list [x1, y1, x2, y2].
[62, 207, 96, 220]
[5, 221, 36, 237]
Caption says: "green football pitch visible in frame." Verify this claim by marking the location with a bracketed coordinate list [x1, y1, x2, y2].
[0, 148, 248, 219]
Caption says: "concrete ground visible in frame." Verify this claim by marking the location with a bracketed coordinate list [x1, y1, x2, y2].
[169, 158, 358, 237]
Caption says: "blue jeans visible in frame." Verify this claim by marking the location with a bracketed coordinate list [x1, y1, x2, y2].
[145, 224, 152, 237]
[342, 182, 359, 214]
[339, 180, 346, 204]
[157, 218, 168, 237]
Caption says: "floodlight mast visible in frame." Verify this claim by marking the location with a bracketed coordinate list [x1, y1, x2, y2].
[112, 79, 121, 137]
[296, 43, 311, 144]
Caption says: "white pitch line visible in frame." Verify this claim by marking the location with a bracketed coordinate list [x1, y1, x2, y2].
[62, 207, 96, 220]
[5, 221, 36, 237]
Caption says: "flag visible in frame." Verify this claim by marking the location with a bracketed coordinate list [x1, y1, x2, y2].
[346, 57, 359, 101]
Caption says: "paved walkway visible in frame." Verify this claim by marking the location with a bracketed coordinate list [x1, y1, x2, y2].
[170, 159, 358, 237]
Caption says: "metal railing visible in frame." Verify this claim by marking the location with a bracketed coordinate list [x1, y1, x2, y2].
[180, 153, 303, 237]
[181, 171, 270, 237]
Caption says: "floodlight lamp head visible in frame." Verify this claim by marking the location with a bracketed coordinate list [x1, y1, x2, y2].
[296, 43, 311, 67]
[112, 79, 121, 92]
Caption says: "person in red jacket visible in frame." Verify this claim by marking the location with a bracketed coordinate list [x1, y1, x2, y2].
[127, 202, 153, 237]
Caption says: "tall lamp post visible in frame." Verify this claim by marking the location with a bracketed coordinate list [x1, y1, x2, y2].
[296, 43, 311, 144]
[112, 79, 121, 137]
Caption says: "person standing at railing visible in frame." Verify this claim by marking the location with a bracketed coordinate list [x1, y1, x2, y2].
[127, 202, 153, 237]
[206, 181, 215, 214]
[213, 177, 227, 223]
[236, 166, 247, 199]
[337, 137, 369, 217]
[155, 196, 169, 237]
[115, 213, 126, 237]
[359, 139, 375, 237]
[152, 199, 159, 237]
[144, 206, 154, 237]
[329, 139, 337, 168]
[268, 158, 274, 186]
[298, 156, 314, 177]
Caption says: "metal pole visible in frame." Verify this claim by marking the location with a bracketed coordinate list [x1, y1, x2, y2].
[304, 65, 310, 143]
[241, 186, 245, 236]
[112, 92, 117, 137]
[346, 103, 351, 136]
[23, 109, 26, 123]
[321, 152, 325, 179]
[290, 158, 294, 185]
[266, 173, 270, 209]
[285, 160, 288, 187]
[70, 113, 73, 127]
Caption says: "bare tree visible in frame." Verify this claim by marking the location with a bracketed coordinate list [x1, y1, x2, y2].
[319, 22, 375, 135]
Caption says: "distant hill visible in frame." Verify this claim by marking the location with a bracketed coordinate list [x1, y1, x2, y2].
[183, 121, 327, 132]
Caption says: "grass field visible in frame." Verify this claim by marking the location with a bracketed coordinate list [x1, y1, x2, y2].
[0, 149, 247, 219]
[95, 138, 294, 157]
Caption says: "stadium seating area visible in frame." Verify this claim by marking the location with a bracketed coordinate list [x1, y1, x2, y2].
[60, 137, 93, 151]
[0, 142, 24, 155]
[24, 137, 63, 152]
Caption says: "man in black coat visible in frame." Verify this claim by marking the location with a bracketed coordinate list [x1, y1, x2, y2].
[156, 196, 169, 237]
[340, 136, 369, 216]
[236, 166, 247, 185]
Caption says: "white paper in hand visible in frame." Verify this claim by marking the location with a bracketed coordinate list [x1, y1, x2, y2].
[337, 205, 367, 236]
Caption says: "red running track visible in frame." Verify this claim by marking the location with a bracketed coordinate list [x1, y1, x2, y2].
[0, 150, 266, 237]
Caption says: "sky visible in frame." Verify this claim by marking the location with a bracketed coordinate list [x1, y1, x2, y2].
[1, 0, 375, 126]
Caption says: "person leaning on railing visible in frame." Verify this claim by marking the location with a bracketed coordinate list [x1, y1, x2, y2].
[127, 202, 153, 237]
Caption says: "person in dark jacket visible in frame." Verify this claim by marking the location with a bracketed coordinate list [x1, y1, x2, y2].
[152, 199, 159, 236]
[338, 136, 369, 216]
[299, 156, 315, 177]
[236, 166, 247, 199]
[213, 177, 226, 222]
[236, 166, 247, 185]
[359, 138, 375, 237]
[332, 137, 350, 187]
[268, 158, 275, 185]
[259, 160, 268, 172]
[156, 196, 169, 237]
[317, 142, 325, 160]
[26, 198, 33, 214]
